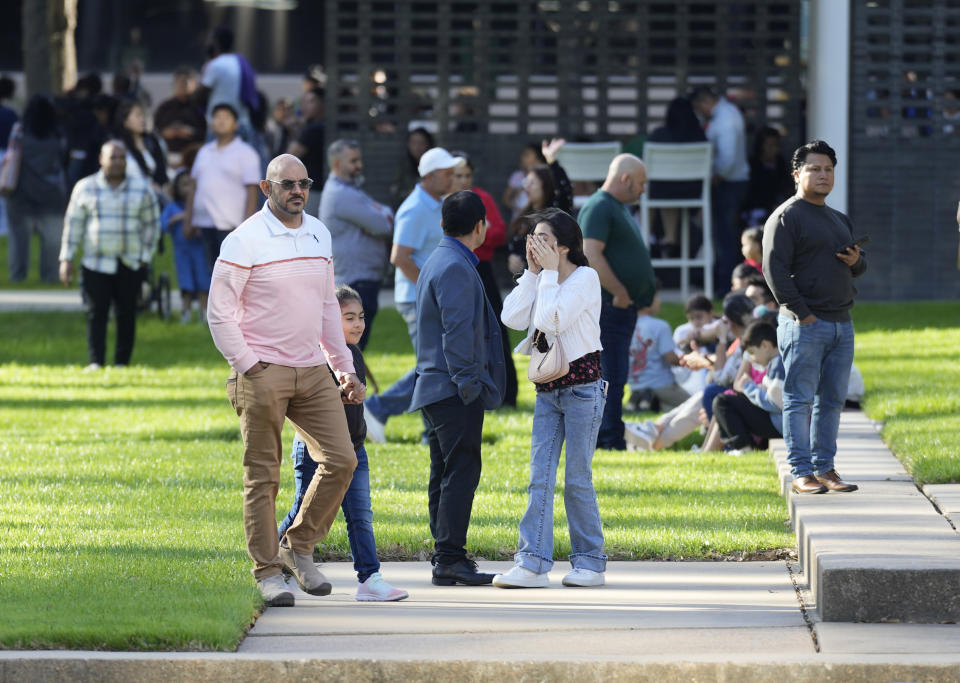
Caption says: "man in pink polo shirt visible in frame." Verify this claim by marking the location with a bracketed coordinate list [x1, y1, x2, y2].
[208, 153, 364, 607]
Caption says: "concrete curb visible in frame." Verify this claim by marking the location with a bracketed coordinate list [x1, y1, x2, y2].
[771, 410, 960, 623]
[3, 653, 960, 683]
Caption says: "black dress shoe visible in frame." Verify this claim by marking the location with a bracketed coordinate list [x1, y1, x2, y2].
[432, 559, 495, 586]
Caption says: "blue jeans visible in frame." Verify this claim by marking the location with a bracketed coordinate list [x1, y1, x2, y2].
[597, 301, 638, 450]
[278, 440, 380, 583]
[515, 379, 608, 573]
[777, 315, 855, 478]
[701, 382, 727, 421]
[365, 301, 417, 423]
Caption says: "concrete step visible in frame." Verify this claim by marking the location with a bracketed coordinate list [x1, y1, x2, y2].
[771, 410, 960, 623]
[923, 484, 960, 531]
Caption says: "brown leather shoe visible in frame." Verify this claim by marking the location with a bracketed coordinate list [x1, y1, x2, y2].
[792, 475, 828, 494]
[816, 470, 859, 492]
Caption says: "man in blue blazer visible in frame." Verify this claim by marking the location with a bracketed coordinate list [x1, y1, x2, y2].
[411, 190, 506, 586]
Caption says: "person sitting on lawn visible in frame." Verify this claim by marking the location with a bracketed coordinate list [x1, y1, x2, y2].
[624, 293, 754, 452]
[712, 319, 784, 455]
[740, 226, 764, 274]
[627, 284, 688, 412]
[278, 285, 408, 602]
[731, 262, 761, 292]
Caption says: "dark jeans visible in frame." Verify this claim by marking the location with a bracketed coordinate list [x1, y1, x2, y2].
[349, 279, 381, 351]
[278, 440, 380, 583]
[421, 394, 485, 565]
[81, 263, 143, 366]
[711, 179, 749, 294]
[713, 392, 781, 450]
[477, 260, 518, 406]
[199, 227, 231, 272]
[701, 382, 727, 421]
[597, 301, 638, 450]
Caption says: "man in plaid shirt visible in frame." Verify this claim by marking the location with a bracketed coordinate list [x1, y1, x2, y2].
[59, 140, 160, 371]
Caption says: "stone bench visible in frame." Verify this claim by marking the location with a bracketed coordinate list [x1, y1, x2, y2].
[770, 410, 960, 622]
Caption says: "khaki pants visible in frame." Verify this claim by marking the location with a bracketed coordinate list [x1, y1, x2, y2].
[228, 363, 357, 579]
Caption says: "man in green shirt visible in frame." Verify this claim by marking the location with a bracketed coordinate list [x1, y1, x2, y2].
[581, 153, 656, 450]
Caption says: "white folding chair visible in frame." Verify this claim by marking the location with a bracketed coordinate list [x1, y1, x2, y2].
[555, 141, 622, 208]
[640, 142, 713, 300]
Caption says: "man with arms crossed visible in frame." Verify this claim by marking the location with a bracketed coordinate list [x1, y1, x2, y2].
[208, 153, 364, 606]
[411, 190, 505, 586]
[763, 140, 867, 495]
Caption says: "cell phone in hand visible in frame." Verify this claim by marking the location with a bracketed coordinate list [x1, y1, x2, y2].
[845, 235, 870, 250]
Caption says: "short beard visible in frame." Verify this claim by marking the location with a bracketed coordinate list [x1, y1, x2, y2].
[271, 191, 304, 217]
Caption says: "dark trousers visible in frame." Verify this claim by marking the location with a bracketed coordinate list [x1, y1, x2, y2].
[199, 227, 231, 271]
[477, 260, 518, 406]
[81, 263, 143, 366]
[597, 301, 638, 450]
[713, 392, 781, 450]
[421, 394, 485, 565]
[348, 279, 381, 350]
[711, 179, 749, 295]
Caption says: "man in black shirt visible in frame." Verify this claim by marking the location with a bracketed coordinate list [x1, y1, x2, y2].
[288, 87, 325, 216]
[763, 140, 867, 495]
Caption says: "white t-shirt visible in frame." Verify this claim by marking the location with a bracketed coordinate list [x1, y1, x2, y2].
[628, 314, 677, 390]
[202, 54, 250, 128]
[191, 138, 261, 230]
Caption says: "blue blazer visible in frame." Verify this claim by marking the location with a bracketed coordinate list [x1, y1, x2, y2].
[410, 238, 506, 412]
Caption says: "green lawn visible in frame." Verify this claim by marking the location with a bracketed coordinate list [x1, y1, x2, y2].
[0, 302, 792, 650]
[851, 302, 960, 485]
[0, 299, 954, 650]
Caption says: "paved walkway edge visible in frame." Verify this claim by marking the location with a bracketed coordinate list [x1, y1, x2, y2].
[771, 410, 960, 623]
[3, 654, 960, 683]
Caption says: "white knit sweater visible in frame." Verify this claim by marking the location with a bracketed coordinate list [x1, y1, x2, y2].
[501, 267, 603, 362]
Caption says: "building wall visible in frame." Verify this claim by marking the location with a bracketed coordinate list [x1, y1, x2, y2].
[850, 0, 960, 299]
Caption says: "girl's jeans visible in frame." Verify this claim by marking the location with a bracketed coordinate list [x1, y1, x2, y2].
[515, 379, 608, 574]
[279, 439, 380, 582]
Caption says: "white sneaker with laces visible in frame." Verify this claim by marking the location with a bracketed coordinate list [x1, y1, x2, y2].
[725, 447, 754, 457]
[492, 565, 550, 588]
[625, 421, 657, 451]
[562, 568, 605, 587]
[364, 409, 386, 443]
[356, 572, 409, 601]
[83, 363, 102, 373]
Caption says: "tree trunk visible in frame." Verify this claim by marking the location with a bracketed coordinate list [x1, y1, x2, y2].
[22, 0, 78, 97]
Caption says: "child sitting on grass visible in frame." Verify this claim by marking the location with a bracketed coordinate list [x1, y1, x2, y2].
[627, 287, 688, 412]
[712, 319, 784, 455]
[740, 226, 763, 273]
[278, 285, 408, 602]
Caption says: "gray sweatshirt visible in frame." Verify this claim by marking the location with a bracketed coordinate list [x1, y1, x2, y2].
[762, 196, 867, 322]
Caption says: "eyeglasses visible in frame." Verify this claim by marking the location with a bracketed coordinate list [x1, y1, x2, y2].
[267, 178, 314, 191]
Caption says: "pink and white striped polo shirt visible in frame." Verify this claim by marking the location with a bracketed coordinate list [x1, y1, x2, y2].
[207, 202, 355, 376]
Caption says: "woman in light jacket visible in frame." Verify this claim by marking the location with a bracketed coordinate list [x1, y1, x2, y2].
[495, 208, 607, 589]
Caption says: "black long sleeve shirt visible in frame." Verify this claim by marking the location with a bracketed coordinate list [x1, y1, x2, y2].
[762, 196, 867, 322]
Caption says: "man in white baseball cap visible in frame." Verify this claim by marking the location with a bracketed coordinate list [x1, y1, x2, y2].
[364, 147, 464, 441]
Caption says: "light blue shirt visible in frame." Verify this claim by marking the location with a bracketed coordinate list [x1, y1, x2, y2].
[393, 183, 443, 304]
[706, 97, 750, 182]
[628, 314, 677, 390]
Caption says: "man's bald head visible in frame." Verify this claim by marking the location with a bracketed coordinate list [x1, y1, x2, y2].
[602, 153, 647, 204]
[265, 153, 307, 181]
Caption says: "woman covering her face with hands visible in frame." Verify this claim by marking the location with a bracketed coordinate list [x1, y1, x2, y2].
[497, 208, 608, 589]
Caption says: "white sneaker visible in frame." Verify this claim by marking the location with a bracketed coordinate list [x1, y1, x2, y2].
[725, 447, 754, 457]
[625, 421, 657, 451]
[198, 307, 207, 324]
[493, 565, 550, 588]
[562, 568, 605, 587]
[82, 363, 102, 373]
[356, 572, 409, 601]
[363, 408, 386, 443]
[257, 573, 295, 607]
[179, 309, 192, 325]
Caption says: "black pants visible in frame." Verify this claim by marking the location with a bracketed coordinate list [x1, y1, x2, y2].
[199, 227, 231, 271]
[421, 394, 485, 565]
[348, 278, 380, 351]
[713, 392, 781, 450]
[477, 259, 518, 406]
[81, 263, 143, 366]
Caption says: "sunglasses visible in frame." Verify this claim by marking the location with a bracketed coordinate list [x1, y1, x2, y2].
[267, 178, 314, 191]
